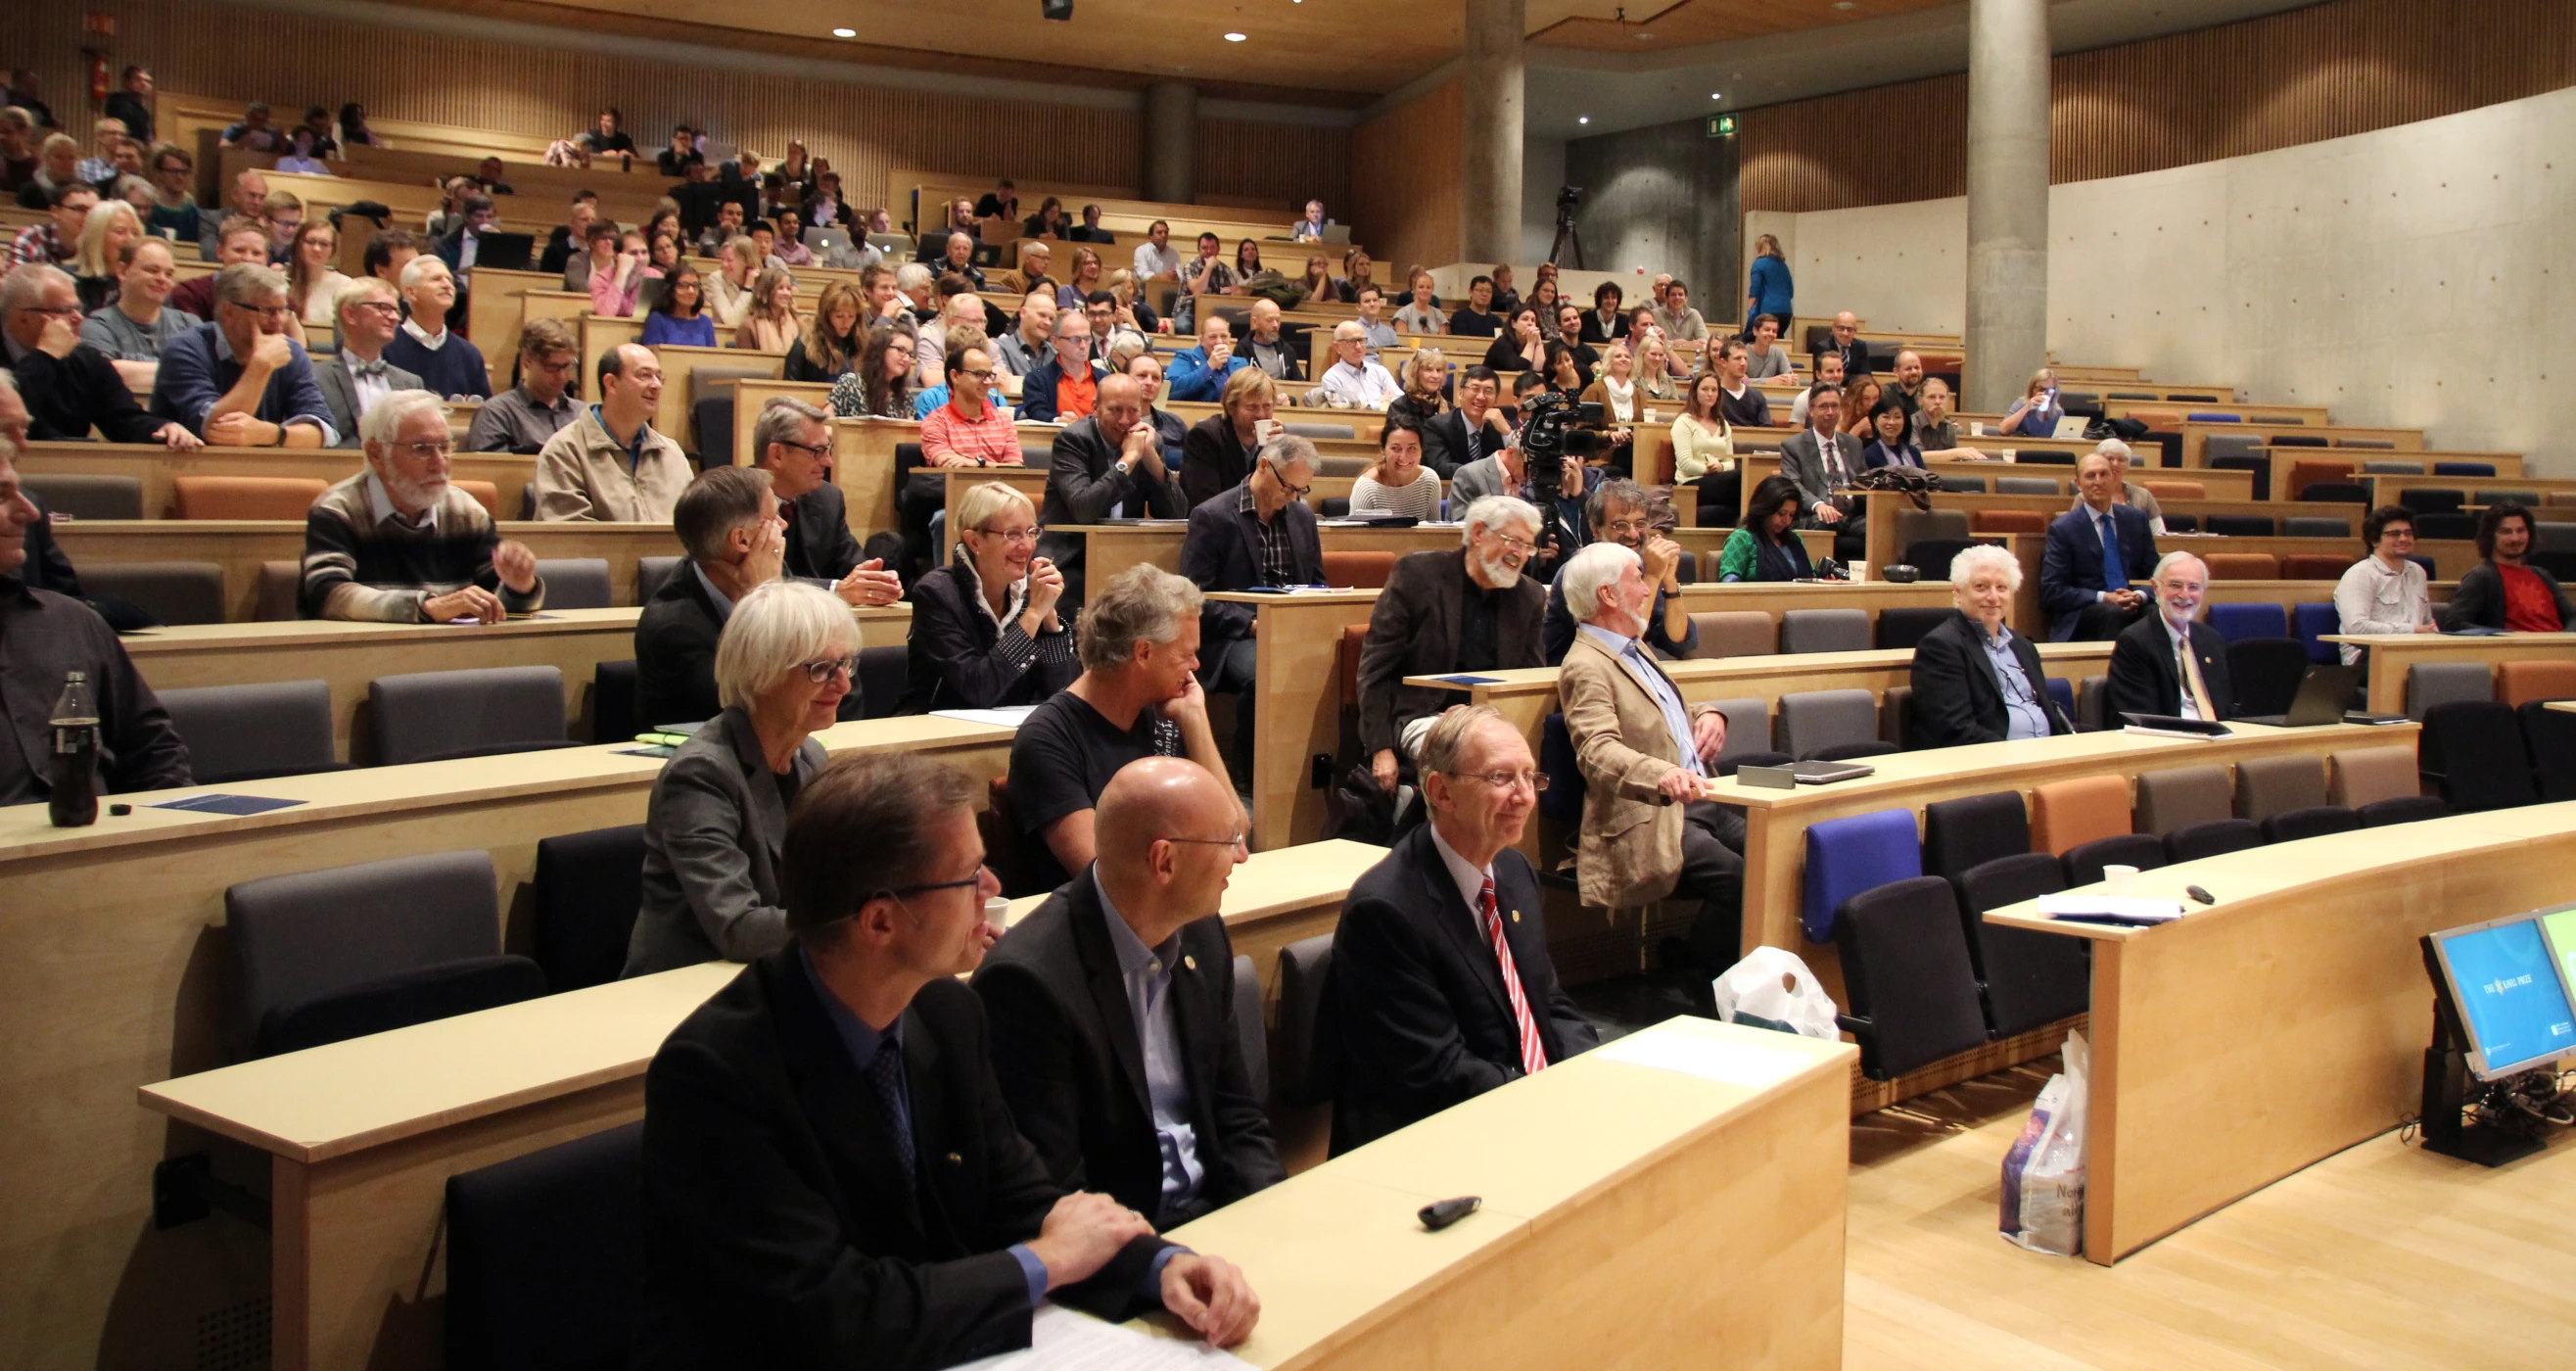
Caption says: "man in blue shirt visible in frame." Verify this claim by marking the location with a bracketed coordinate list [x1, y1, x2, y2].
[149, 262, 334, 446]
[1163, 312, 1247, 402]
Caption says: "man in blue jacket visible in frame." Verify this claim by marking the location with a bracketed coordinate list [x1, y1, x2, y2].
[2040, 451, 2158, 641]
[149, 263, 335, 446]
[1164, 313, 1246, 403]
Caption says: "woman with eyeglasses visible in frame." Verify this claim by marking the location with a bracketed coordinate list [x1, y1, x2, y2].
[627, 579, 859, 976]
[284, 218, 350, 327]
[902, 481, 1079, 713]
[830, 323, 917, 419]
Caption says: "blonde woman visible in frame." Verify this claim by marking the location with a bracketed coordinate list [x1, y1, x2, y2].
[1383, 345, 1451, 440]
[1102, 266, 1158, 334]
[788, 279, 864, 382]
[704, 235, 762, 329]
[1577, 341, 1641, 473]
[1635, 335, 1681, 405]
[1746, 231, 1792, 335]
[285, 217, 350, 327]
[70, 198, 144, 312]
[1999, 366, 2064, 437]
[1056, 245, 1103, 311]
[904, 480, 1077, 711]
[736, 267, 803, 353]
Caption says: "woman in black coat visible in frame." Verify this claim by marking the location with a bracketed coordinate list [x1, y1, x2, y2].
[1909, 544, 2074, 748]
[901, 482, 1079, 713]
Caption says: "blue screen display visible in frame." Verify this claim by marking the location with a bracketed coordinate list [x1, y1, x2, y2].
[2439, 920, 2576, 1077]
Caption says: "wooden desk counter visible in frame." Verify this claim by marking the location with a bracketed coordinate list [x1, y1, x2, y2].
[1672, 578, 1955, 626]
[2324, 630, 2576, 714]
[135, 838, 1377, 1371]
[1083, 523, 1464, 595]
[121, 605, 912, 761]
[1206, 591, 1385, 851]
[1163, 1016, 1852, 1370]
[2174, 420, 2423, 467]
[19, 442, 534, 521]
[0, 716, 1015, 1371]
[1985, 806, 2573, 1265]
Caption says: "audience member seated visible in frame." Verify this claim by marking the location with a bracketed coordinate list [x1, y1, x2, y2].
[1787, 351, 1844, 428]
[1860, 397, 1925, 470]
[537, 343, 688, 521]
[654, 124, 701, 178]
[1908, 544, 2073, 748]
[1912, 377, 1989, 460]
[2108, 552, 2231, 722]
[301, 390, 543, 621]
[1813, 310, 1869, 378]
[904, 480, 1077, 713]
[312, 277, 420, 449]
[1016, 241, 1059, 302]
[1743, 314, 1793, 380]
[1358, 498, 1546, 790]
[2043, 451, 2160, 641]
[787, 281, 866, 384]
[1779, 383, 1864, 561]
[1130, 219, 1182, 282]
[362, 227, 424, 291]
[1674, 368, 1738, 492]
[77, 236, 190, 388]
[1574, 343, 1647, 475]
[141, 143, 201, 252]
[1329, 703, 1596, 1153]
[104, 66, 154, 145]
[2333, 505, 2438, 663]
[1541, 479, 1694, 662]
[920, 341, 1022, 470]
[915, 286, 984, 388]
[1652, 279, 1708, 353]
[1240, 299, 1303, 383]
[830, 322, 916, 420]
[1124, 351, 1190, 468]
[256, 189, 304, 269]
[69, 199, 142, 313]
[691, 201, 746, 261]
[381, 258, 491, 400]
[1172, 234, 1239, 333]
[14, 178, 95, 271]
[1481, 305, 1545, 374]
[150, 262, 334, 446]
[1425, 364, 1512, 480]
[1383, 345, 1449, 435]
[1067, 204, 1114, 245]
[1717, 475, 1815, 584]
[1184, 435, 1324, 774]
[638, 262, 717, 348]
[1009, 564, 1236, 890]
[463, 316, 579, 454]
[637, 466, 781, 726]
[1165, 313, 1248, 403]
[576, 108, 633, 164]
[752, 396, 900, 605]
[2444, 500, 2575, 633]
[736, 267, 803, 354]
[1313, 319, 1399, 409]
[1883, 350, 1929, 422]
[1037, 375, 1183, 610]
[2066, 438, 2163, 533]
[635, 749, 1258, 1365]
[1391, 271, 1446, 336]
[1018, 307, 1104, 425]
[1559, 541, 1744, 966]
[1351, 283, 1398, 350]
[4, 264, 198, 448]
[1351, 415, 1442, 520]
[933, 230, 988, 293]
[625, 579, 853, 975]
[989, 291, 1056, 379]
[0, 375, 191, 802]
[975, 755, 1284, 1229]
[1999, 367, 2063, 437]
[540, 193, 599, 281]
[705, 238, 764, 333]
[1179, 368, 1273, 512]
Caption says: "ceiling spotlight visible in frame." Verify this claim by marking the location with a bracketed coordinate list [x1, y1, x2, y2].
[1577, 116, 1590, 124]
[831, 26, 856, 36]
[1710, 92, 1722, 99]
[1042, 0, 1073, 19]
[1224, 31, 1246, 41]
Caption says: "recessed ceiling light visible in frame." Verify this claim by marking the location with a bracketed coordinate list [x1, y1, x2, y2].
[1224, 31, 1246, 41]
[831, 25, 855, 35]
[1710, 92, 1723, 99]
[1577, 116, 1590, 124]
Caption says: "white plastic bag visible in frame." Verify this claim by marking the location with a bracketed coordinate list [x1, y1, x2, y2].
[2000, 1030, 2089, 1256]
[1710, 947, 1841, 1040]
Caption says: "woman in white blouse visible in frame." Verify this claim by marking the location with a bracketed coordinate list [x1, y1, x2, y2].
[284, 219, 350, 331]
[2332, 506, 2440, 665]
[1670, 373, 1734, 484]
[703, 237, 762, 330]
[1349, 414, 1443, 520]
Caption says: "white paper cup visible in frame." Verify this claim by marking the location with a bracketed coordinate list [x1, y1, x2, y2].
[2102, 865, 2139, 896]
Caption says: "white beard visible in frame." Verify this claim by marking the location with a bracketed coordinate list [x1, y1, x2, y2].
[1475, 550, 1522, 590]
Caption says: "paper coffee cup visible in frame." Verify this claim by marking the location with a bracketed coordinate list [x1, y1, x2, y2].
[2102, 865, 2139, 896]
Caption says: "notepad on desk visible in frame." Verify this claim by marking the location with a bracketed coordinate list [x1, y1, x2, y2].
[2037, 893, 2188, 927]
[931, 705, 1042, 729]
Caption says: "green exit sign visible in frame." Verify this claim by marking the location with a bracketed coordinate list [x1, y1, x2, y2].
[1708, 114, 1737, 138]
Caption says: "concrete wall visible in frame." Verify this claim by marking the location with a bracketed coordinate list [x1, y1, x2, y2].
[1563, 116, 1742, 325]
[1750, 83, 2576, 470]
[1520, 135, 1568, 266]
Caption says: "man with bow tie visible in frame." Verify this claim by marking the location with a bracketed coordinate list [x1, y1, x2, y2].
[314, 276, 421, 449]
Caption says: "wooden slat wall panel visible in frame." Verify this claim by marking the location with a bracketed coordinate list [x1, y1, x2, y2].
[1742, 0, 2576, 213]
[10, 0, 1341, 214]
[1347, 79, 1462, 276]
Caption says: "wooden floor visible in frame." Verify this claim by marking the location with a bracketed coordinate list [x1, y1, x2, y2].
[1845, 1058, 2576, 1370]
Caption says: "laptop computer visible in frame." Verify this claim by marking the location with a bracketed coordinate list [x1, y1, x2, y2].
[2051, 415, 2090, 440]
[2121, 712, 2231, 737]
[471, 231, 535, 274]
[2235, 663, 2404, 727]
[804, 226, 854, 256]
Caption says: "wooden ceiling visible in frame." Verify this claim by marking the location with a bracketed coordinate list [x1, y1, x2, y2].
[1528, 0, 1961, 53]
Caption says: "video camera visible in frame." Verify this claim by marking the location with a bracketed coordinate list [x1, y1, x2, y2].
[1516, 390, 1604, 490]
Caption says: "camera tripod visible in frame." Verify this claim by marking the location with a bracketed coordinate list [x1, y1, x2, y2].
[1549, 206, 1585, 269]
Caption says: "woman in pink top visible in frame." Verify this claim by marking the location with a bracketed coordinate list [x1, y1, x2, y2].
[590, 230, 660, 317]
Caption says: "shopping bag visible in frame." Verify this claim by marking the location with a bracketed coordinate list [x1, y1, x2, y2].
[1999, 1030, 2089, 1255]
[1710, 946, 1840, 1040]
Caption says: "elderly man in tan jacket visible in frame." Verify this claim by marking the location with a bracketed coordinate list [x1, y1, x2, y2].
[534, 342, 691, 521]
[1556, 541, 1748, 975]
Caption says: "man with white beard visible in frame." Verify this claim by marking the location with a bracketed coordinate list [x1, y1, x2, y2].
[1355, 496, 1548, 792]
[299, 388, 546, 621]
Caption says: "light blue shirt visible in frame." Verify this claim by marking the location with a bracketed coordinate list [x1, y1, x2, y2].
[1096, 874, 1205, 1214]
[1976, 623, 2051, 739]
[1578, 623, 1704, 777]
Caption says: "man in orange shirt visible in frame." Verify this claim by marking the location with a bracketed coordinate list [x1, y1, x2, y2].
[1017, 308, 1101, 424]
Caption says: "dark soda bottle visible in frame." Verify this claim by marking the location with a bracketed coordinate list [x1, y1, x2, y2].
[48, 671, 99, 828]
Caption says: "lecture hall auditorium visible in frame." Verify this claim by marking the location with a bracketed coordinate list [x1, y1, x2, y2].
[4, 0, 2575, 1366]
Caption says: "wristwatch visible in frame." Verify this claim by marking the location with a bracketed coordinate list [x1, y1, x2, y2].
[1115, 459, 1133, 477]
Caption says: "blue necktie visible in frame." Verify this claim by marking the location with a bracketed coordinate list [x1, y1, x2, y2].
[864, 1042, 914, 1178]
[2098, 512, 2125, 593]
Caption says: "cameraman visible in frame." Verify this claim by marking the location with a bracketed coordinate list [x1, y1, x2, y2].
[1451, 400, 1602, 575]
[1542, 479, 1697, 664]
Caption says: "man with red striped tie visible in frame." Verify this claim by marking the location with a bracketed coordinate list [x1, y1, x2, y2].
[1326, 704, 1599, 1155]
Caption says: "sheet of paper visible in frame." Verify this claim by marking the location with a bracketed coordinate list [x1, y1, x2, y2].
[1595, 1028, 1814, 1090]
[149, 793, 306, 816]
[932, 705, 1043, 729]
[952, 1303, 1253, 1370]
[2037, 893, 2185, 923]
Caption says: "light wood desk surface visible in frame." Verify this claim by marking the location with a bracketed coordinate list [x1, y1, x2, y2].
[1083, 523, 1464, 594]
[1672, 579, 1954, 626]
[1158, 1016, 1852, 1370]
[1208, 591, 1384, 851]
[2173, 420, 2425, 467]
[19, 442, 535, 521]
[0, 716, 1015, 1371]
[2323, 630, 2576, 714]
[1984, 805, 2574, 1265]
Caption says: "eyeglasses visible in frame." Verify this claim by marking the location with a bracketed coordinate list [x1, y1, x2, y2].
[975, 524, 1043, 544]
[23, 304, 81, 319]
[349, 300, 401, 317]
[1493, 534, 1537, 556]
[959, 368, 998, 382]
[799, 653, 861, 684]
[1601, 518, 1651, 538]
[394, 440, 453, 459]
[1454, 770, 1549, 793]
[773, 439, 830, 457]
[225, 301, 292, 320]
[877, 868, 990, 900]
[1165, 832, 1248, 851]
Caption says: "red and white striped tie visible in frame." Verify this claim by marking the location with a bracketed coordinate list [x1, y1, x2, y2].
[1480, 875, 1548, 1076]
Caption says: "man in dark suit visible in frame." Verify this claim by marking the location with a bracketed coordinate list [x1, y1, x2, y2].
[2107, 550, 2234, 723]
[309, 277, 420, 449]
[1328, 704, 1597, 1153]
[974, 757, 1284, 1229]
[4, 265, 201, 448]
[1777, 385, 1865, 562]
[1420, 365, 1511, 478]
[1035, 374, 1182, 614]
[1180, 436, 1325, 776]
[2041, 451, 2160, 641]
[636, 751, 1260, 1370]
[1908, 545, 2076, 748]
[749, 396, 903, 606]
[1811, 310, 1872, 378]
[1357, 497, 1547, 793]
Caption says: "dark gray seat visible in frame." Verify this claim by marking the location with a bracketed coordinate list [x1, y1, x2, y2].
[857, 644, 908, 720]
[368, 665, 571, 766]
[533, 558, 613, 610]
[2163, 818, 2265, 863]
[23, 472, 144, 519]
[532, 825, 648, 993]
[635, 556, 683, 605]
[2282, 516, 2350, 539]
[1833, 876, 1991, 1079]
[157, 680, 341, 783]
[2405, 661, 2493, 721]
[80, 561, 227, 625]
[1995, 476, 2057, 496]
[1775, 688, 1880, 760]
[1232, 954, 1267, 1107]
[1953, 852, 2088, 1037]
[1273, 933, 1335, 1109]
[1778, 608, 1868, 654]
[445, 1121, 642, 1371]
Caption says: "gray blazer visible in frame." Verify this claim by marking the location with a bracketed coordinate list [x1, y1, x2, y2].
[1778, 427, 1864, 528]
[623, 707, 825, 977]
[1448, 454, 1510, 505]
[313, 352, 424, 450]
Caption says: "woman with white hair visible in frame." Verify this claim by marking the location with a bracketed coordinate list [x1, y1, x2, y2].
[902, 480, 1079, 712]
[1906, 543, 2073, 748]
[625, 579, 859, 976]
[70, 198, 144, 312]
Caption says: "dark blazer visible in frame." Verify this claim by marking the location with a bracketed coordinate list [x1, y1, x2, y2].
[1907, 611, 2075, 748]
[901, 560, 1078, 714]
[1327, 825, 1598, 1153]
[636, 952, 1173, 1371]
[1813, 335, 1872, 377]
[634, 562, 726, 727]
[2442, 560, 2576, 633]
[972, 874, 1285, 1227]
[2107, 614, 2237, 722]
[1420, 406, 1510, 480]
[1180, 482, 1325, 675]
[19, 493, 80, 595]
[1777, 427, 1864, 529]
[781, 484, 865, 585]
[1014, 354, 1104, 424]
[624, 707, 823, 976]
[1355, 548, 1546, 759]
[1034, 415, 1183, 612]
[1178, 414, 1251, 512]
[2040, 503, 2159, 641]
[12, 344, 170, 444]
[311, 351, 424, 450]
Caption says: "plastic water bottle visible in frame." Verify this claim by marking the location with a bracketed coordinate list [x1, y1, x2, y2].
[48, 671, 100, 828]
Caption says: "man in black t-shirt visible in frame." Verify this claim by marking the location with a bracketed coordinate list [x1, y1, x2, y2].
[1006, 564, 1239, 891]
[577, 109, 634, 163]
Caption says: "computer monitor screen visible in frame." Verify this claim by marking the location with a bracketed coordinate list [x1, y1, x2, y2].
[2430, 916, 2576, 1080]
[2537, 906, 2576, 1003]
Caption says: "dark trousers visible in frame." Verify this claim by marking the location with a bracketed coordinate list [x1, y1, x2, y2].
[1211, 637, 1259, 782]
[2065, 595, 2149, 642]
[1679, 799, 1750, 970]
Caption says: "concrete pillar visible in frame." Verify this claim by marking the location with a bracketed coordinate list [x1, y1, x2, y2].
[1459, 0, 1525, 267]
[1963, 0, 2050, 414]
[1145, 81, 1196, 205]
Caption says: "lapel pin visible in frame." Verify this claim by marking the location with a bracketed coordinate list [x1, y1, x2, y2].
[1510, 909, 1522, 923]
[946, 1152, 962, 1165]
[1183, 954, 1197, 971]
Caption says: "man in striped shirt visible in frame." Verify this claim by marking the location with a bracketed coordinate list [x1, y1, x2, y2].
[301, 389, 545, 622]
